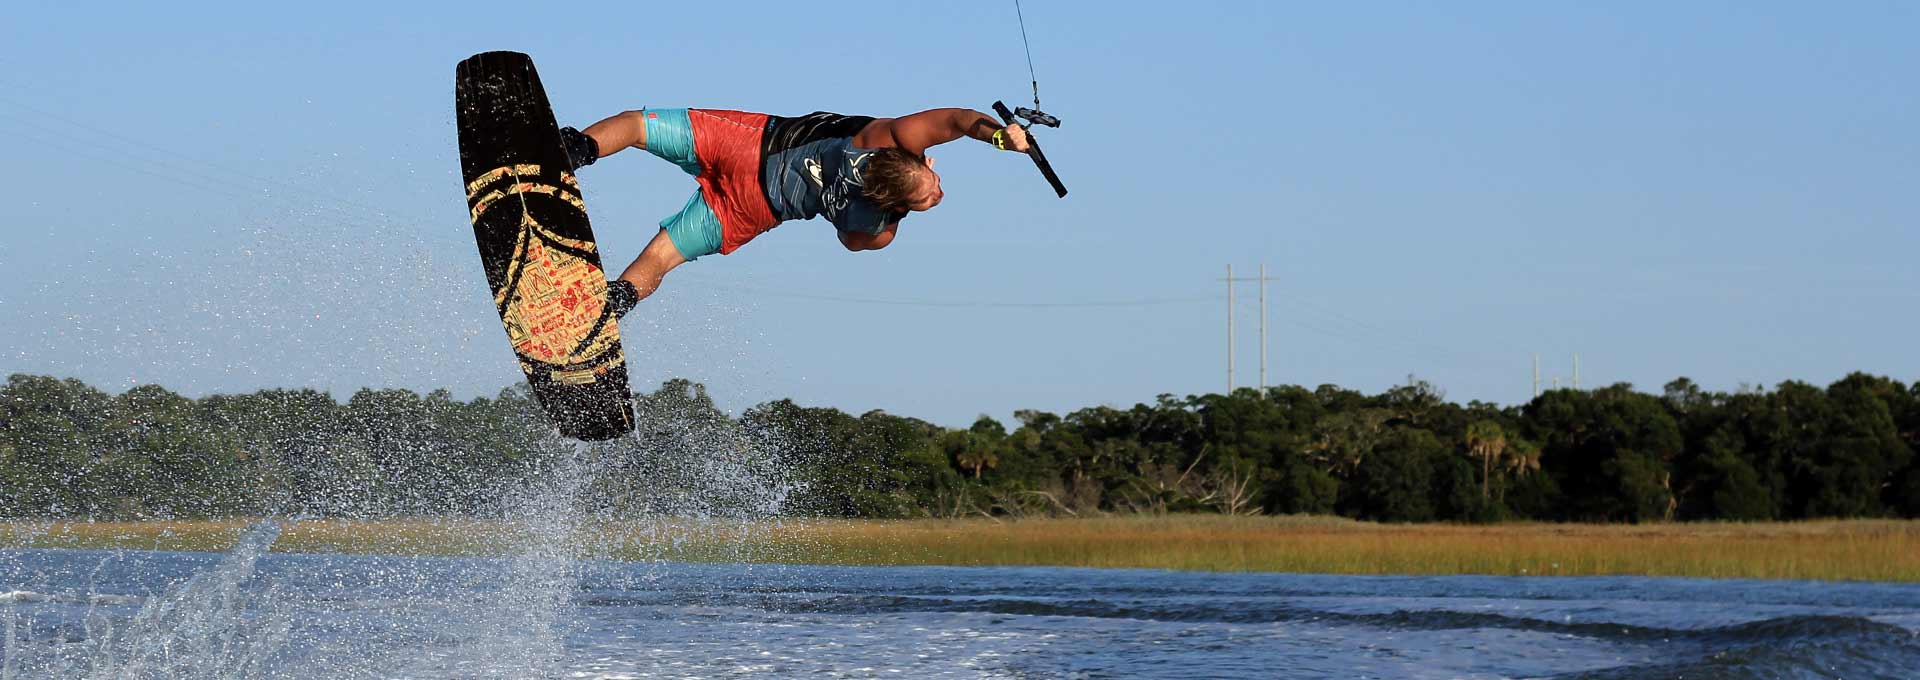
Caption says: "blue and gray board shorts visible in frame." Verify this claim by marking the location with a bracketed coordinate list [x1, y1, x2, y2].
[641, 108, 725, 260]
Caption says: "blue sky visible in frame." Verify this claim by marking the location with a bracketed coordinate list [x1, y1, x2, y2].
[2, 1, 1915, 426]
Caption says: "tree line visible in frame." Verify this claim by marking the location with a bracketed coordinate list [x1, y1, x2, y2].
[2, 372, 1916, 522]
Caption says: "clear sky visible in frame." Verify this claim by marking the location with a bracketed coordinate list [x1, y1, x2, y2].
[2, 1, 1915, 426]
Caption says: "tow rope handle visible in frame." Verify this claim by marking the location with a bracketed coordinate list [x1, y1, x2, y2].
[994, 101, 1067, 198]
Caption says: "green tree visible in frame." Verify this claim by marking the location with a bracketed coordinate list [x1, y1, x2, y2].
[198, 388, 347, 516]
[741, 400, 937, 518]
[0, 375, 114, 517]
[1303, 409, 1389, 479]
[95, 384, 243, 518]
[1344, 427, 1442, 522]
[1896, 381, 1920, 517]
[1766, 377, 1911, 518]
[1263, 454, 1339, 515]
[1685, 428, 1774, 520]
[1525, 385, 1681, 522]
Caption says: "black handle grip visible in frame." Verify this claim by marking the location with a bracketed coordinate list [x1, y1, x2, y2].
[993, 101, 1068, 198]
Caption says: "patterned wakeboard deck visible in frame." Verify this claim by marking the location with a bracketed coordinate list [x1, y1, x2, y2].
[454, 51, 634, 441]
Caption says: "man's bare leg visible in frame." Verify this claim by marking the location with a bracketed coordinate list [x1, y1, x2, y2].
[573, 111, 684, 318]
[618, 228, 687, 304]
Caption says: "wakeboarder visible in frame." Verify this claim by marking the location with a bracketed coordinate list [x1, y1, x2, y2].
[554, 108, 1034, 316]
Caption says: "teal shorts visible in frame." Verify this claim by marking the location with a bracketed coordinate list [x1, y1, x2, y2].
[643, 108, 723, 260]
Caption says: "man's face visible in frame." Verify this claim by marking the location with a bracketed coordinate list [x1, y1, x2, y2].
[907, 155, 943, 212]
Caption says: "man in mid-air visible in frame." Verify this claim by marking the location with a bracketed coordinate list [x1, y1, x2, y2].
[555, 107, 1033, 316]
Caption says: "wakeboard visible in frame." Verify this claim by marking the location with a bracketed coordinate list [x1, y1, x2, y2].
[454, 51, 634, 441]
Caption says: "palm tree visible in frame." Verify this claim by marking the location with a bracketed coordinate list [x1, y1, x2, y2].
[953, 435, 999, 479]
[1504, 438, 1541, 477]
[1500, 438, 1542, 502]
[1464, 420, 1509, 500]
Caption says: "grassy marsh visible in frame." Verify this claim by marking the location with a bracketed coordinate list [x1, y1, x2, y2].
[5, 516, 1916, 582]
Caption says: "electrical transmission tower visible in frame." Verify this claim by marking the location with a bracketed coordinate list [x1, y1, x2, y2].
[1222, 264, 1272, 393]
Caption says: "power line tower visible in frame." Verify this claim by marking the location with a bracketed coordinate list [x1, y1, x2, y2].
[1532, 353, 1541, 399]
[1532, 353, 1586, 399]
[1222, 264, 1272, 393]
[1226, 265, 1233, 393]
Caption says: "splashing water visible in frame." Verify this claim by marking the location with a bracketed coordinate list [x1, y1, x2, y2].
[390, 444, 594, 677]
[0, 154, 815, 675]
[1, 407, 800, 679]
[4, 521, 291, 679]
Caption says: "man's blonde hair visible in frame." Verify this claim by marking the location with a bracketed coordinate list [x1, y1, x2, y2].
[861, 147, 925, 214]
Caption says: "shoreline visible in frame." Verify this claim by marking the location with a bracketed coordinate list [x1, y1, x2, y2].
[5, 516, 1917, 582]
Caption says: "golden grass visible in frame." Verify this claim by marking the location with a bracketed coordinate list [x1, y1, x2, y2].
[5, 515, 1917, 582]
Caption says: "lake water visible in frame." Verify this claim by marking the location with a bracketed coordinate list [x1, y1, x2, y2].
[3, 523, 1917, 679]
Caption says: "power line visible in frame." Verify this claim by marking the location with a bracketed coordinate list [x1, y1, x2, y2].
[697, 281, 1216, 309]
[1229, 286, 1527, 377]
[2, 123, 265, 203]
[0, 92, 421, 236]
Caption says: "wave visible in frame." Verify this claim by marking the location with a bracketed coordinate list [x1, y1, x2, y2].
[780, 595, 1920, 678]
[0, 589, 142, 606]
[1550, 616, 1920, 679]
[581, 588, 1913, 641]
[574, 588, 1920, 677]
[0, 589, 46, 603]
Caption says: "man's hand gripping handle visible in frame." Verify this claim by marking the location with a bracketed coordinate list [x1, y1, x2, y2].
[993, 101, 1067, 198]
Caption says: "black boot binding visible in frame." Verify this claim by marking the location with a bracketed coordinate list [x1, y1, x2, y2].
[606, 280, 639, 319]
[559, 126, 599, 171]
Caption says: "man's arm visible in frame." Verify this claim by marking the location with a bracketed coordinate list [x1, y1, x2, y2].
[856, 108, 1030, 156]
[837, 222, 899, 252]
